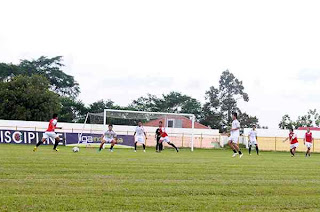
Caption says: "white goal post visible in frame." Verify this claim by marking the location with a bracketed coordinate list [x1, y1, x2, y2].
[79, 109, 196, 151]
[103, 109, 196, 151]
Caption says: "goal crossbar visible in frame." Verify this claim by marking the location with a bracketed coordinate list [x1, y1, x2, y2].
[103, 109, 195, 117]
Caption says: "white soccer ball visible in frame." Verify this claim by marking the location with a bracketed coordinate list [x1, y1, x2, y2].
[72, 147, 80, 153]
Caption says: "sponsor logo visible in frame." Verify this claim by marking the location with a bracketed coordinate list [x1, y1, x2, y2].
[0, 130, 62, 145]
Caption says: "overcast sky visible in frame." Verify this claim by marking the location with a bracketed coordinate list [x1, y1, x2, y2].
[1, 0, 320, 128]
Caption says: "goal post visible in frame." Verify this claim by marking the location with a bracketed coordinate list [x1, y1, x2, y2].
[77, 112, 105, 146]
[78, 109, 196, 151]
[103, 109, 196, 151]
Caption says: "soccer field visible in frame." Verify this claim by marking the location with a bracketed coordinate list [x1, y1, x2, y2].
[1, 145, 319, 211]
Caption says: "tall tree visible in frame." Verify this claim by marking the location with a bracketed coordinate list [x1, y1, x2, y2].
[200, 87, 223, 128]
[19, 56, 80, 97]
[219, 70, 249, 123]
[202, 70, 254, 130]
[0, 56, 80, 98]
[0, 75, 60, 121]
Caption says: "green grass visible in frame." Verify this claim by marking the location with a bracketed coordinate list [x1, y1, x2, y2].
[0, 145, 320, 211]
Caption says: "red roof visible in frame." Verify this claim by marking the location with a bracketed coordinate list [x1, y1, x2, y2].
[144, 116, 209, 129]
[298, 127, 320, 131]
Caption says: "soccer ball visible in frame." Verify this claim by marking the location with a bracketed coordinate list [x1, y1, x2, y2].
[72, 147, 80, 153]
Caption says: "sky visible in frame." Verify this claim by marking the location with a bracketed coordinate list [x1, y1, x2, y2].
[1, 0, 320, 128]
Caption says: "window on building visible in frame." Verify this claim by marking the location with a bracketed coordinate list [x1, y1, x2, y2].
[167, 119, 174, 128]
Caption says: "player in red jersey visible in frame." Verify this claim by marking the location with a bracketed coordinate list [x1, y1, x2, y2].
[33, 114, 62, 152]
[304, 128, 313, 157]
[158, 121, 179, 152]
[283, 129, 299, 157]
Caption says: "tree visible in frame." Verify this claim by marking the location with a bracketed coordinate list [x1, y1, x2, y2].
[0, 56, 80, 98]
[161, 92, 202, 118]
[59, 97, 87, 123]
[19, 56, 80, 97]
[219, 70, 249, 124]
[202, 70, 255, 130]
[0, 63, 20, 81]
[129, 92, 203, 119]
[237, 111, 259, 128]
[295, 115, 312, 128]
[129, 94, 162, 112]
[88, 100, 116, 113]
[283, 109, 320, 129]
[279, 114, 294, 129]
[200, 87, 223, 128]
[306, 109, 320, 126]
[0, 75, 60, 121]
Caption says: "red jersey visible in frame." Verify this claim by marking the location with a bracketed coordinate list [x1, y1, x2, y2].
[46, 119, 58, 132]
[305, 132, 313, 143]
[159, 127, 168, 137]
[289, 132, 298, 144]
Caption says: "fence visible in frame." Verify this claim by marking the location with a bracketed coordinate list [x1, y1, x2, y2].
[253, 136, 320, 152]
[143, 132, 221, 149]
[2, 122, 318, 152]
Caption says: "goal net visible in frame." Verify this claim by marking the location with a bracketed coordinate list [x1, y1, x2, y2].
[79, 109, 196, 151]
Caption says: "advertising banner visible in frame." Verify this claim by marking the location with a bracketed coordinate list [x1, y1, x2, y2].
[65, 133, 135, 147]
[0, 129, 63, 145]
[0, 129, 134, 147]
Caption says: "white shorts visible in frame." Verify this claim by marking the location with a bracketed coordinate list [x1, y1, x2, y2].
[305, 142, 312, 149]
[249, 140, 258, 146]
[160, 136, 170, 143]
[135, 136, 145, 144]
[290, 143, 299, 149]
[228, 136, 239, 144]
[43, 132, 59, 140]
[103, 137, 114, 143]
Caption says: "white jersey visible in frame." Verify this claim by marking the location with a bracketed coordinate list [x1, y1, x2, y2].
[135, 126, 145, 137]
[104, 130, 117, 140]
[248, 130, 257, 142]
[231, 119, 240, 137]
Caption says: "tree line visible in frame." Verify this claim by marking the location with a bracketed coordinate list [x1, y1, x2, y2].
[279, 109, 320, 129]
[0, 56, 260, 131]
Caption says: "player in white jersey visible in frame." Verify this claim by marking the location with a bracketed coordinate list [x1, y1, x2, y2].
[133, 121, 147, 152]
[99, 124, 118, 152]
[248, 125, 259, 155]
[228, 112, 243, 158]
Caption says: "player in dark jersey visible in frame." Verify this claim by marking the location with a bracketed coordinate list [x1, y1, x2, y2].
[158, 121, 179, 152]
[155, 127, 163, 152]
